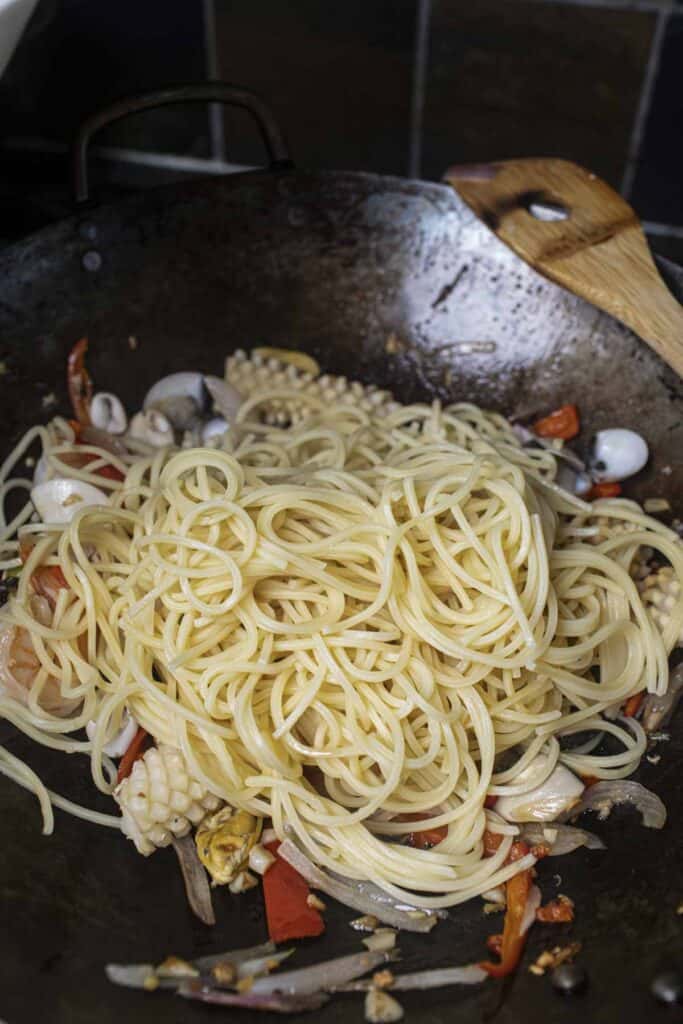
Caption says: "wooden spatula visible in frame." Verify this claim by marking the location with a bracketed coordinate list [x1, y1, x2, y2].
[444, 158, 683, 379]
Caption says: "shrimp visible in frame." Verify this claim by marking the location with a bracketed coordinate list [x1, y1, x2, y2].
[0, 598, 78, 717]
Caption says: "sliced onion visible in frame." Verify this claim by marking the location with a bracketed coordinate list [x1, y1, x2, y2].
[107, 942, 282, 993]
[520, 883, 542, 935]
[195, 941, 276, 971]
[642, 664, 683, 733]
[362, 929, 396, 953]
[277, 840, 440, 933]
[495, 760, 584, 823]
[237, 949, 295, 981]
[249, 951, 389, 997]
[511, 424, 586, 472]
[519, 822, 606, 855]
[567, 781, 666, 829]
[86, 710, 138, 758]
[335, 964, 487, 992]
[180, 983, 329, 1012]
[105, 963, 159, 989]
[172, 835, 215, 926]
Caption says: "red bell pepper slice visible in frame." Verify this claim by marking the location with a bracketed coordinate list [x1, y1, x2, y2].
[262, 841, 325, 944]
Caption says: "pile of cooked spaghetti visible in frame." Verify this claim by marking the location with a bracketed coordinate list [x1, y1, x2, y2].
[0, 345, 681, 915]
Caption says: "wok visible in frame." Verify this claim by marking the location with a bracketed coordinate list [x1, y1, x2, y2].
[0, 84, 681, 1024]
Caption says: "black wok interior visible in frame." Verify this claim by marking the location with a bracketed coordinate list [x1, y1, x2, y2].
[0, 168, 681, 1023]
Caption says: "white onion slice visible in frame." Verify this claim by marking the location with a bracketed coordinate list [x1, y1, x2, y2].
[496, 760, 584, 823]
[31, 478, 108, 524]
[194, 941, 276, 971]
[107, 941, 281, 993]
[519, 883, 542, 935]
[277, 840, 440, 932]
[567, 780, 666, 829]
[236, 949, 295, 981]
[86, 710, 138, 758]
[249, 950, 389, 997]
[105, 963, 159, 989]
[180, 985, 329, 1012]
[336, 964, 487, 992]
[642, 664, 683, 732]
[171, 835, 215, 926]
[519, 822, 606, 855]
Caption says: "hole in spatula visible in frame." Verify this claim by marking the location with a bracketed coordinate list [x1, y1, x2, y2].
[527, 200, 568, 222]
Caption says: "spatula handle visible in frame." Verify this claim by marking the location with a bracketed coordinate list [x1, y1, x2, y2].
[444, 159, 683, 379]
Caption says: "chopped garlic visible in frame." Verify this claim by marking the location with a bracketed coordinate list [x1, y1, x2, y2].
[363, 928, 397, 953]
[644, 498, 671, 514]
[350, 914, 380, 932]
[156, 956, 198, 979]
[365, 987, 404, 1023]
[212, 961, 237, 986]
[248, 842, 276, 876]
[306, 892, 326, 911]
[228, 870, 259, 894]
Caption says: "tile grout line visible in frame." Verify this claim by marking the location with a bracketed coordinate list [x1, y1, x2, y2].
[202, 0, 227, 164]
[408, 0, 432, 179]
[621, 6, 670, 198]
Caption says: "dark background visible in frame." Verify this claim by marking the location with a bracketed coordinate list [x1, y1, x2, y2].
[0, 0, 681, 262]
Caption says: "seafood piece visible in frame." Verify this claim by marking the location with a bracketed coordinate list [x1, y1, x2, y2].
[195, 806, 262, 885]
[143, 372, 206, 430]
[114, 744, 222, 855]
[128, 409, 174, 447]
[590, 428, 648, 483]
[225, 348, 399, 427]
[0, 613, 77, 716]
[90, 393, 128, 434]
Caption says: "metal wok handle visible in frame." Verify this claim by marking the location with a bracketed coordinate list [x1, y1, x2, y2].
[73, 82, 292, 203]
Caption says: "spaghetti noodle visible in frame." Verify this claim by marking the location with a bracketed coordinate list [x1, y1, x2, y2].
[0, 373, 681, 909]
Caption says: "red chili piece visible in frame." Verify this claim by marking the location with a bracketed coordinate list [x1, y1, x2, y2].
[116, 727, 149, 784]
[67, 338, 93, 426]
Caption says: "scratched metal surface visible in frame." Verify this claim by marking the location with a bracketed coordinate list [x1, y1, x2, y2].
[0, 169, 681, 1023]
